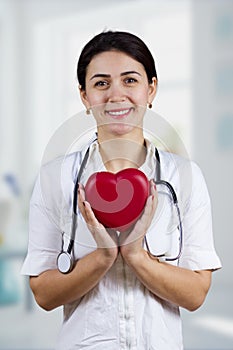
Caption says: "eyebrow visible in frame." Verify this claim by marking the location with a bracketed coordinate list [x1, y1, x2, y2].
[90, 71, 142, 80]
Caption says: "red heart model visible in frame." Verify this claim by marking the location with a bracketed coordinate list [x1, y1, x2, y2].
[85, 168, 150, 232]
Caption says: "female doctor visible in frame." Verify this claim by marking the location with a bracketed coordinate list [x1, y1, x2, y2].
[22, 31, 221, 350]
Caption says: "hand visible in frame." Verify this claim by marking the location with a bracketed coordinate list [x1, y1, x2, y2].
[78, 184, 119, 261]
[120, 180, 157, 261]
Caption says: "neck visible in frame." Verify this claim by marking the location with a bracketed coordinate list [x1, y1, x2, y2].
[98, 136, 147, 173]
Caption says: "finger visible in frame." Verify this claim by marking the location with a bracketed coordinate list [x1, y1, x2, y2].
[150, 180, 158, 214]
[150, 179, 156, 195]
[83, 201, 103, 229]
[129, 217, 147, 243]
[78, 183, 86, 202]
[77, 184, 87, 220]
[132, 196, 153, 237]
[120, 198, 154, 245]
[84, 203, 117, 248]
[144, 194, 154, 218]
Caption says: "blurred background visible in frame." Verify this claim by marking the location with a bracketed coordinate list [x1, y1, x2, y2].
[0, 0, 232, 349]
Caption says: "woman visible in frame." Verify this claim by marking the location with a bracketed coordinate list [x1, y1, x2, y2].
[22, 31, 221, 349]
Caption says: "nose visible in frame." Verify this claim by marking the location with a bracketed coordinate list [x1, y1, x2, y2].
[107, 82, 127, 103]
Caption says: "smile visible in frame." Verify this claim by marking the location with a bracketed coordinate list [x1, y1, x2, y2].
[105, 108, 133, 119]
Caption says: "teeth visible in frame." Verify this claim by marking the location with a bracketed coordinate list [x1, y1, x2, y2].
[108, 109, 130, 116]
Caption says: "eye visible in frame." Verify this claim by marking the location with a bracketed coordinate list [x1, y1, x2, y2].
[94, 80, 109, 88]
[124, 77, 138, 85]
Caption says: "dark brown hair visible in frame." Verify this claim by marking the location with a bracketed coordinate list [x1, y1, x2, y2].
[77, 30, 158, 90]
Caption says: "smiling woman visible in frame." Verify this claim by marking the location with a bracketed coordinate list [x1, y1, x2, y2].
[21, 30, 221, 350]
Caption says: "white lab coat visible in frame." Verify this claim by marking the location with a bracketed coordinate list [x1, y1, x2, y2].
[21, 139, 221, 349]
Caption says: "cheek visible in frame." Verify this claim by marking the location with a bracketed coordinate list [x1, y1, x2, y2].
[130, 89, 149, 105]
[86, 92, 106, 107]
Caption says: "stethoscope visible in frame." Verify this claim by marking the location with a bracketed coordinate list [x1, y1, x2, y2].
[57, 141, 183, 273]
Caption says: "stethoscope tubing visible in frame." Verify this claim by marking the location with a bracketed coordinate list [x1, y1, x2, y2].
[57, 141, 183, 273]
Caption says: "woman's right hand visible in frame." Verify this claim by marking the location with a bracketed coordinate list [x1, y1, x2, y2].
[78, 183, 119, 261]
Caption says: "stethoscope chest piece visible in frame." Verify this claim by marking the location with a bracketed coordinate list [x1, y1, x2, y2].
[56, 142, 183, 273]
[57, 251, 73, 274]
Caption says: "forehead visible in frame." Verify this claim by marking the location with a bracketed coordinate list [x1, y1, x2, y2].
[86, 50, 146, 76]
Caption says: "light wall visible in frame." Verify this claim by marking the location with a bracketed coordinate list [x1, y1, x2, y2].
[0, 0, 232, 349]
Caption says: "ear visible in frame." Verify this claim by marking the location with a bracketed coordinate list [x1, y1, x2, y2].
[79, 86, 91, 110]
[148, 77, 157, 103]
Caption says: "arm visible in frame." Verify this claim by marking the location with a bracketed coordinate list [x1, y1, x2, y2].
[30, 248, 116, 311]
[30, 184, 118, 312]
[121, 250, 212, 311]
[120, 182, 212, 311]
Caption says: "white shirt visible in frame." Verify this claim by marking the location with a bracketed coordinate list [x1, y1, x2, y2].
[21, 139, 221, 350]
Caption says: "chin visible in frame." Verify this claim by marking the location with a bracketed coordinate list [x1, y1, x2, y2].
[107, 123, 135, 136]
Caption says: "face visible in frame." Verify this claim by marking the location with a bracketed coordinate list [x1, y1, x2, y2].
[80, 50, 157, 139]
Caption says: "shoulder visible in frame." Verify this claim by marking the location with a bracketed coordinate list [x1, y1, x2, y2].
[158, 149, 190, 169]
[39, 133, 98, 182]
[157, 149, 210, 208]
[158, 149, 204, 181]
[157, 150, 193, 189]
[39, 151, 82, 187]
[30, 152, 81, 209]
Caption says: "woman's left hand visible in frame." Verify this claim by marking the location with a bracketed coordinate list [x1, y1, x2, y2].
[120, 180, 157, 261]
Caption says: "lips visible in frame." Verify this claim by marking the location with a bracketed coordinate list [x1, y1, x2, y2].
[105, 107, 133, 119]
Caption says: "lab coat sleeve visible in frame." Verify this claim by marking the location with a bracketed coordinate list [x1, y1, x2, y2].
[178, 162, 222, 271]
[21, 171, 63, 276]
